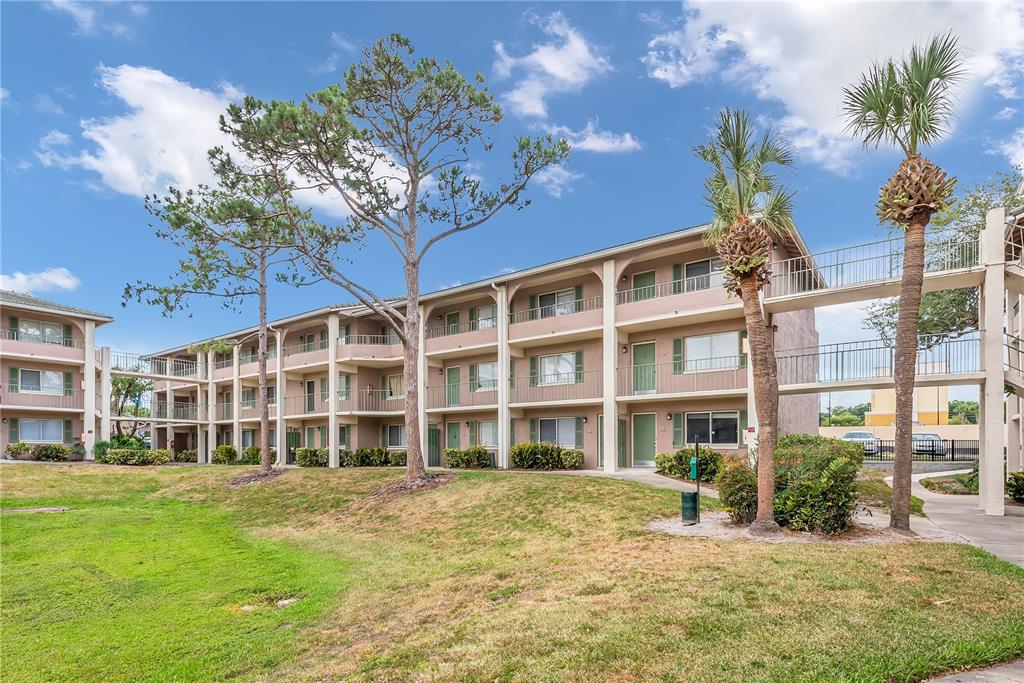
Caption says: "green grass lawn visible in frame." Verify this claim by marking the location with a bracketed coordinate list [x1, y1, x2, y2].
[858, 468, 926, 515]
[2, 463, 1023, 682]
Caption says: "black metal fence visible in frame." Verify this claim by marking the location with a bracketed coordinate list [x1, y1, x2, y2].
[862, 439, 979, 462]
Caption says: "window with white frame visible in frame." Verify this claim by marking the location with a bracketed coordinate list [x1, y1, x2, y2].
[684, 258, 725, 291]
[242, 430, 255, 448]
[538, 288, 577, 318]
[386, 424, 406, 448]
[474, 304, 497, 329]
[683, 332, 740, 371]
[685, 411, 739, 445]
[267, 385, 276, 404]
[476, 420, 498, 447]
[538, 417, 576, 448]
[242, 387, 255, 407]
[539, 352, 575, 385]
[17, 319, 65, 344]
[386, 374, 404, 399]
[18, 418, 63, 442]
[474, 362, 498, 391]
[19, 369, 64, 394]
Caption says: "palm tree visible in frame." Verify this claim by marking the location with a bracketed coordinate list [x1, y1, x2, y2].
[695, 108, 796, 533]
[842, 33, 963, 531]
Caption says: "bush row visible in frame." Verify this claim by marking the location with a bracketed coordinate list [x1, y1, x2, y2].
[1008, 472, 1024, 503]
[654, 446, 723, 483]
[4, 442, 74, 461]
[98, 448, 172, 466]
[292, 447, 407, 467]
[509, 441, 583, 470]
[444, 445, 493, 468]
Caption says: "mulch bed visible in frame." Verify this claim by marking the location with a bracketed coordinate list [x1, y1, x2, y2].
[225, 469, 286, 488]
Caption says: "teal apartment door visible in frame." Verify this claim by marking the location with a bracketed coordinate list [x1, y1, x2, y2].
[632, 342, 656, 395]
[633, 270, 656, 300]
[445, 367, 460, 407]
[632, 413, 656, 467]
[427, 423, 441, 467]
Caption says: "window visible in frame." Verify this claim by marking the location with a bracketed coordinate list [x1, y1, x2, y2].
[242, 388, 255, 408]
[18, 418, 63, 442]
[684, 258, 724, 291]
[538, 288, 577, 318]
[474, 304, 497, 329]
[17, 319, 65, 344]
[386, 374, 404, 399]
[539, 352, 575, 385]
[684, 332, 740, 371]
[386, 424, 406, 448]
[473, 362, 498, 391]
[477, 420, 498, 447]
[267, 385, 276, 404]
[242, 430, 255, 448]
[685, 411, 739, 446]
[19, 369, 65, 394]
[538, 417, 576, 448]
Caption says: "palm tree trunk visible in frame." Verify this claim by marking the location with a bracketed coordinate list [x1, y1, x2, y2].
[258, 252, 272, 474]
[890, 217, 927, 530]
[738, 275, 779, 529]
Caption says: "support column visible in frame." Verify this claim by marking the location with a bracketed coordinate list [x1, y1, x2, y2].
[417, 304, 428, 468]
[100, 346, 111, 443]
[205, 351, 215, 463]
[328, 316, 340, 467]
[980, 207, 1005, 516]
[274, 330, 286, 465]
[745, 337, 758, 463]
[83, 321, 97, 457]
[232, 343, 241, 455]
[602, 258, 618, 473]
[496, 285, 509, 468]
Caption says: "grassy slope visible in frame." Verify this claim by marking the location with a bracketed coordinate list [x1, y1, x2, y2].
[1, 464, 1022, 683]
[858, 468, 926, 515]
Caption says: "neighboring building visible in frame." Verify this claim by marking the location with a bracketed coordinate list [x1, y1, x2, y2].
[0, 290, 112, 456]
[866, 381, 950, 426]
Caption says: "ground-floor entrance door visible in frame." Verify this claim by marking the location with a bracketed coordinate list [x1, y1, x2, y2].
[172, 432, 188, 454]
[428, 423, 441, 467]
[632, 413, 656, 467]
[286, 430, 301, 465]
[446, 421, 460, 450]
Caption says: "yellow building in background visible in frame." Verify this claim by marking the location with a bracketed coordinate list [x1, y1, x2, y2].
[865, 384, 949, 426]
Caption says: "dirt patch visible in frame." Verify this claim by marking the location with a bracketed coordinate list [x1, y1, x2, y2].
[647, 511, 963, 545]
[225, 469, 285, 488]
[0, 506, 70, 514]
[368, 473, 455, 502]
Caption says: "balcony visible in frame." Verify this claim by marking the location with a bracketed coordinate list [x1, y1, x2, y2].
[425, 380, 499, 411]
[110, 351, 206, 381]
[238, 349, 278, 377]
[212, 357, 233, 381]
[508, 296, 603, 345]
[509, 369, 601, 406]
[0, 385, 83, 410]
[282, 393, 329, 416]
[615, 356, 747, 399]
[766, 231, 981, 312]
[238, 400, 278, 420]
[215, 402, 233, 421]
[339, 388, 405, 414]
[424, 319, 497, 357]
[615, 274, 734, 329]
[154, 401, 204, 422]
[282, 338, 329, 369]
[337, 334, 403, 364]
[1, 328, 86, 363]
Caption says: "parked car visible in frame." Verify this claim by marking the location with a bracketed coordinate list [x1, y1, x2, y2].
[840, 431, 879, 455]
[912, 433, 948, 456]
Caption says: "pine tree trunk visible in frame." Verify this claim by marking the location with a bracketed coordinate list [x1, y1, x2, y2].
[403, 259, 426, 480]
[739, 275, 779, 530]
[890, 217, 928, 530]
[258, 252, 272, 473]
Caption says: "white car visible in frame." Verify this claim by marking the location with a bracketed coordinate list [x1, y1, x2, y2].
[912, 433, 948, 456]
[841, 431, 879, 455]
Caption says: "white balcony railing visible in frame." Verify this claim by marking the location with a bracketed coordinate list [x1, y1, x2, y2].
[509, 296, 602, 325]
[110, 350, 204, 380]
[283, 338, 328, 357]
[338, 334, 401, 346]
[615, 356, 746, 396]
[282, 393, 329, 416]
[509, 369, 601, 404]
[425, 381, 499, 409]
[0, 328, 84, 349]
[1, 385, 83, 409]
[615, 272, 725, 305]
[425, 318, 498, 339]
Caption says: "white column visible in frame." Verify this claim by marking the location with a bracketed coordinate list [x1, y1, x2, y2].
[205, 350, 216, 464]
[232, 344, 241, 455]
[100, 346, 111, 443]
[328, 316, 340, 467]
[496, 285, 510, 468]
[980, 207, 1005, 516]
[164, 380, 172, 451]
[83, 321, 97, 457]
[745, 336, 758, 463]
[602, 258, 618, 473]
[275, 331, 286, 465]
[417, 304, 428, 468]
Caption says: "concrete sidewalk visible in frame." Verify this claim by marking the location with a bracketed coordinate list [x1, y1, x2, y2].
[529, 467, 720, 498]
[928, 660, 1024, 682]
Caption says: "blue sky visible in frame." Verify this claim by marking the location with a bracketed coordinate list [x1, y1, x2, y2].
[2, 0, 1022, 409]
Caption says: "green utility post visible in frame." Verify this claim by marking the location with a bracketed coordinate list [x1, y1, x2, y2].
[681, 438, 701, 525]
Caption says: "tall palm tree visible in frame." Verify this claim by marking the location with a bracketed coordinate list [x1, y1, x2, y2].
[696, 109, 796, 533]
[842, 33, 963, 531]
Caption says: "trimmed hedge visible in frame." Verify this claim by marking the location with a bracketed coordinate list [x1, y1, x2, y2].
[351, 447, 405, 467]
[174, 449, 198, 463]
[102, 448, 172, 466]
[4, 442, 31, 459]
[212, 445, 238, 465]
[295, 447, 328, 467]
[444, 445, 493, 469]
[654, 446, 723, 483]
[1006, 472, 1024, 503]
[509, 441, 584, 470]
[716, 455, 758, 524]
[32, 444, 70, 462]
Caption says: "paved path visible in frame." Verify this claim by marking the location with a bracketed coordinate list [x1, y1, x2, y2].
[526, 467, 720, 498]
[928, 660, 1024, 682]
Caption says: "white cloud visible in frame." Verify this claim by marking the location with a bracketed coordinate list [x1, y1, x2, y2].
[330, 32, 357, 52]
[34, 93, 64, 114]
[310, 32, 358, 74]
[0, 267, 80, 295]
[44, 0, 145, 37]
[0, 87, 9, 104]
[494, 11, 611, 118]
[643, 1, 1024, 173]
[993, 128, 1024, 168]
[533, 164, 582, 198]
[44, 0, 97, 34]
[995, 106, 1018, 121]
[544, 119, 642, 153]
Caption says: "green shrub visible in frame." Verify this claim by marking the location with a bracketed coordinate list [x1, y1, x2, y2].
[772, 434, 863, 534]
[102, 448, 171, 466]
[69, 443, 86, 460]
[654, 446, 722, 482]
[339, 448, 355, 466]
[716, 456, 758, 524]
[387, 449, 407, 467]
[444, 445, 492, 468]
[1006, 472, 1024, 503]
[354, 447, 390, 466]
[295, 447, 328, 467]
[509, 441, 583, 470]
[4, 442, 31, 459]
[92, 440, 112, 459]
[110, 434, 146, 449]
[174, 449, 198, 463]
[212, 445, 237, 464]
[32, 444, 69, 462]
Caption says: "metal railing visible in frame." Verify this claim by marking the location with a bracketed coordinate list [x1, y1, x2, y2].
[509, 369, 601, 403]
[154, 401, 203, 421]
[283, 338, 328, 357]
[110, 350, 204, 379]
[213, 357, 233, 370]
[425, 318, 498, 339]
[338, 334, 401, 346]
[616, 356, 746, 396]
[768, 232, 980, 299]
[0, 328, 83, 349]
[239, 348, 277, 364]
[425, 380, 499, 409]
[1006, 332, 1024, 376]
[0, 385, 83, 409]
[238, 399, 277, 419]
[1006, 230, 1024, 264]
[215, 403, 233, 420]
[777, 333, 980, 386]
[348, 388, 405, 413]
[615, 272, 725, 305]
[862, 439, 979, 462]
[509, 296, 603, 325]
[282, 393, 329, 415]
